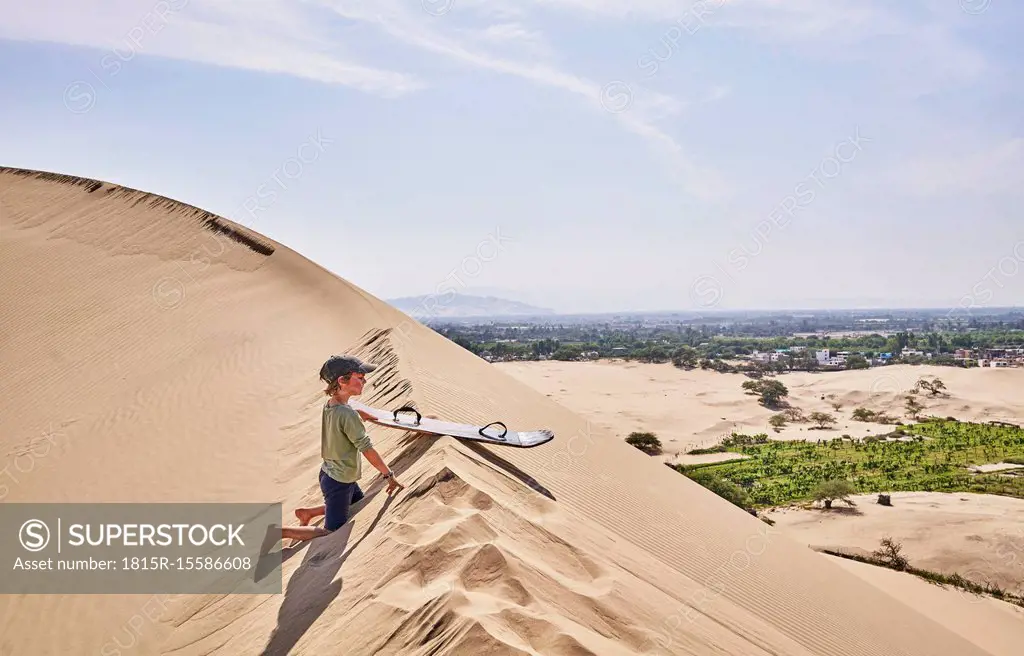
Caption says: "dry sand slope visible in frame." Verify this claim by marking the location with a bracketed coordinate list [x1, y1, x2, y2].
[497, 360, 1024, 463]
[0, 167, 999, 655]
[825, 555, 1024, 656]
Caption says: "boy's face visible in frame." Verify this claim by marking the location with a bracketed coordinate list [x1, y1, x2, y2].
[339, 372, 366, 396]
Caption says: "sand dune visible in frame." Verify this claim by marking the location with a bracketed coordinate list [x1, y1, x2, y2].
[497, 360, 1024, 463]
[0, 167, 1001, 655]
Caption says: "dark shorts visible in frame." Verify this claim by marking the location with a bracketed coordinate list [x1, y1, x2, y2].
[319, 469, 365, 531]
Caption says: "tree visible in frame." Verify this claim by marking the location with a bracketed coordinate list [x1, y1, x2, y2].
[852, 407, 874, 422]
[783, 407, 808, 423]
[769, 414, 788, 432]
[845, 354, 870, 370]
[760, 380, 789, 406]
[905, 396, 924, 420]
[552, 345, 582, 361]
[916, 377, 948, 397]
[672, 346, 699, 369]
[809, 412, 837, 429]
[625, 432, 662, 455]
[812, 479, 857, 509]
[741, 379, 789, 408]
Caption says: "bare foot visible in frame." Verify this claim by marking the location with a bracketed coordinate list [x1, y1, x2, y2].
[295, 508, 316, 526]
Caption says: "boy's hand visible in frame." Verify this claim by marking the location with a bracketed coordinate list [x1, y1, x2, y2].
[386, 475, 404, 495]
[356, 409, 377, 422]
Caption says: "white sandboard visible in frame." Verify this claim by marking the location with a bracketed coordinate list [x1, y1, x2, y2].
[349, 401, 554, 448]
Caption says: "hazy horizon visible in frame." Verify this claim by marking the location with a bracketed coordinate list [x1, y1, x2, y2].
[386, 289, 1024, 317]
[2, 1, 1022, 314]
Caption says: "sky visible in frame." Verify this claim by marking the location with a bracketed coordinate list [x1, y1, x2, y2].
[1, 0, 1023, 314]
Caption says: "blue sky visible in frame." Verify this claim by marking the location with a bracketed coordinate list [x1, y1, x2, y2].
[2, 0, 1022, 313]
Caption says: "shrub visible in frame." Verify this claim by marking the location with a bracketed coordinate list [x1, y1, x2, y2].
[872, 537, 909, 571]
[877, 494, 892, 506]
[626, 432, 662, 455]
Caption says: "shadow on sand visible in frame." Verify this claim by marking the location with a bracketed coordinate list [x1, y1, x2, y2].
[391, 426, 555, 502]
[260, 493, 396, 655]
[463, 441, 555, 500]
[819, 505, 865, 517]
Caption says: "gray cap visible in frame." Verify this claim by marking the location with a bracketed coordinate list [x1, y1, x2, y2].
[319, 355, 377, 383]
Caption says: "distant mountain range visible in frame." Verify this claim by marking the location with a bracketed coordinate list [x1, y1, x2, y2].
[387, 294, 555, 318]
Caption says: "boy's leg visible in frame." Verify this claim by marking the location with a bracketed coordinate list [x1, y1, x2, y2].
[280, 525, 331, 541]
[271, 473, 361, 547]
[322, 476, 359, 532]
[293, 469, 334, 526]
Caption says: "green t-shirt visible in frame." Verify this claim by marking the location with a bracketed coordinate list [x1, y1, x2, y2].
[321, 401, 373, 483]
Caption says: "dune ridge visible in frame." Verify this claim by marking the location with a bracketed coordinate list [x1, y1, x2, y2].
[0, 167, 996, 655]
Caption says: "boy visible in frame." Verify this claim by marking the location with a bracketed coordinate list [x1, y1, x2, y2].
[282, 355, 403, 542]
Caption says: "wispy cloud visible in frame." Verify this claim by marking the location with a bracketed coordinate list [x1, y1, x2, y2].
[521, 0, 991, 88]
[5, 0, 1002, 207]
[4, 0, 729, 198]
[0, 0, 423, 96]
[315, 0, 731, 200]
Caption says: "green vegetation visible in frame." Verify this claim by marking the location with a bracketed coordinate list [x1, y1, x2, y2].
[687, 432, 769, 455]
[674, 419, 1024, 508]
[625, 431, 662, 455]
[683, 468, 752, 510]
[844, 354, 870, 369]
[435, 321, 1024, 369]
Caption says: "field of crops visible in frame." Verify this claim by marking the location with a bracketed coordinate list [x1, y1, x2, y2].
[675, 420, 1024, 508]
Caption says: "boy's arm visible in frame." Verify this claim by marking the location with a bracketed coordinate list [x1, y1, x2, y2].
[341, 411, 404, 493]
[361, 447, 405, 494]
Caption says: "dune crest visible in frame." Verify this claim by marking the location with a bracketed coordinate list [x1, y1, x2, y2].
[0, 168, 996, 655]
